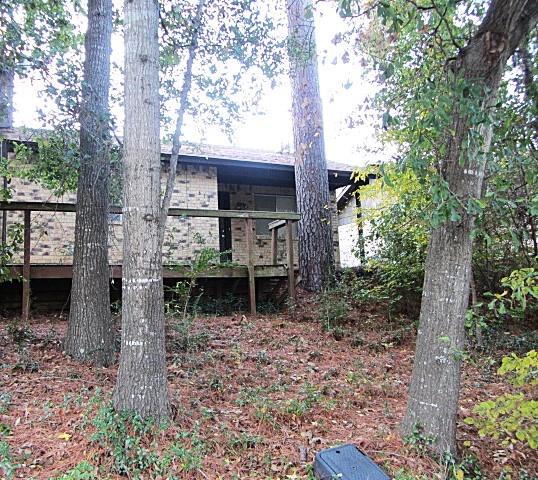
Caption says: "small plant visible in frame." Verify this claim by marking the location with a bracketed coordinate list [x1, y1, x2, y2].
[110, 299, 121, 316]
[281, 383, 323, 418]
[84, 394, 210, 477]
[165, 425, 207, 473]
[0, 439, 18, 480]
[437, 452, 486, 480]
[165, 236, 231, 321]
[7, 322, 34, 346]
[392, 470, 426, 480]
[255, 350, 271, 365]
[465, 350, 538, 449]
[0, 392, 12, 414]
[257, 300, 279, 314]
[52, 461, 98, 480]
[87, 400, 167, 476]
[317, 286, 350, 332]
[226, 431, 262, 454]
[0, 224, 23, 283]
[403, 423, 436, 456]
[12, 347, 39, 373]
[486, 268, 538, 319]
[169, 317, 211, 352]
[253, 398, 279, 428]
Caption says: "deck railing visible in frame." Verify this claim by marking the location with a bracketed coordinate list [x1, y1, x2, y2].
[0, 201, 300, 317]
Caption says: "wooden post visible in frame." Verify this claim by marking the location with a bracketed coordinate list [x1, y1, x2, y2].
[1, 177, 6, 244]
[1, 141, 7, 244]
[271, 228, 278, 265]
[245, 217, 256, 314]
[286, 220, 295, 306]
[22, 210, 31, 321]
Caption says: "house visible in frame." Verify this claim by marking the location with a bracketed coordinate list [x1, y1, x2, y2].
[336, 173, 379, 268]
[0, 129, 360, 313]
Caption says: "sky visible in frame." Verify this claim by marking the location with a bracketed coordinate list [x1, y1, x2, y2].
[12, 2, 385, 167]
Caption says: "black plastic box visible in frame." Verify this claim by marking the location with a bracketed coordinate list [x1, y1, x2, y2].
[313, 444, 390, 479]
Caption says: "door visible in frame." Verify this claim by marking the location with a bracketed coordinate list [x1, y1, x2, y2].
[218, 191, 232, 262]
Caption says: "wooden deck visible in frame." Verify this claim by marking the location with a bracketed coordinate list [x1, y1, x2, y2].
[1, 201, 300, 317]
[8, 264, 290, 279]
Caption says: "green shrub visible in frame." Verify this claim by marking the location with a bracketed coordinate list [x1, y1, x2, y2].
[318, 287, 350, 332]
[85, 395, 208, 477]
[0, 224, 23, 282]
[487, 268, 538, 319]
[465, 350, 538, 449]
[88, 401, 165, 476]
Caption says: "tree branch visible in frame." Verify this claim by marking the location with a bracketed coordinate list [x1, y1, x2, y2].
[159, 0, 205, 235]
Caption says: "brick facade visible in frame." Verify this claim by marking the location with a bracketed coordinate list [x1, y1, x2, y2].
[6, 162, 219, 265]
[5, 159, 341, 268]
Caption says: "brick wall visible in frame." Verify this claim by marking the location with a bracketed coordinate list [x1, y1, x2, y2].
[5, 159, 341, 268]
[5, 161, 219, 265]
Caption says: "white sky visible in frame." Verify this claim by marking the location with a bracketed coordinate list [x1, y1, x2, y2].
[13, 3, 385, 167]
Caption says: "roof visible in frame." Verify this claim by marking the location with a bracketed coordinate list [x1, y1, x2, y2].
[163, 142, 355, 174]
[1, 128, 356, 189]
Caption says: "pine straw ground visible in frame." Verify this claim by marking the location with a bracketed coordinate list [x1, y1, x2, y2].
[0, 294, 536, 480]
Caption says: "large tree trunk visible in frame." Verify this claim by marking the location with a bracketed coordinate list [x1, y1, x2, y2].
[402, 0, 538, 455]
[113, 0, 170, 418]
[286, 0, 334, 293]
[64, 0, 114, 367]
[0, 67, 14, 129]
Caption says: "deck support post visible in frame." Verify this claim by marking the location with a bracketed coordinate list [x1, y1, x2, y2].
[271, 228, 278, 265]
[1, 141, 7, 245]
[22, 210, 31, 321]
[285, 220, 295, 307]
[1, 177, 6, 244]
[245, 218, 256, 314]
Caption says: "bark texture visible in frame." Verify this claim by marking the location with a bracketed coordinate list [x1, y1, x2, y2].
[286, 0, 334, 293]
[402, 0, 538, 455]
[113, 0, 170, 418]
[0, 67, 14, 129]
[64, 0, 114, 367]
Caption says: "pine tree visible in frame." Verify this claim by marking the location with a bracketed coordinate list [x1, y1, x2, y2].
[64, 0, 115, 367]
[286, 0, 334, 293]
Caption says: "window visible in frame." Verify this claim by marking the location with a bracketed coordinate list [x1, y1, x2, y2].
[254, 194, 297, 236]
[108, 213, 123, 224]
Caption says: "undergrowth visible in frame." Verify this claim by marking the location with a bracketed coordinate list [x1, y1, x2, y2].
[82, 392, 208, 478]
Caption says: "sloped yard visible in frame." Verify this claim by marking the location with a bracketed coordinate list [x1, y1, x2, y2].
[0, 296, 535, 479]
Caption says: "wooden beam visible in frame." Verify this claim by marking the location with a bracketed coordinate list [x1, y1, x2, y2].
[9, 263, 289, 279]
[0, 201, 300, 221]
[271, 228, 278, 265]
[1, 178, 6, 245]
[268, 219, 286, 231]
[245, 217, 256, 314]
[286, 219, 295, 307]
[21, 210, 31, 321]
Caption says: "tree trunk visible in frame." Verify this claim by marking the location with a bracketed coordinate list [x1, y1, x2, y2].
[0, 67, 14, 129]
[64, 0, 114, 367]
[113, 0, 170, 418]
[286, 0, 334, 293]
[402, 0, 538, 455]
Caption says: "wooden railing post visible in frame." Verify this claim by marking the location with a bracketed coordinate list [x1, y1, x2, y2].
[1, 178, 6, 244]
[245, 217, 256, 314]
[1, 141, 7, 245]
[271, 228, 278, 265]
[286, 220, 295, 306]
[22, 210, 31, 321]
